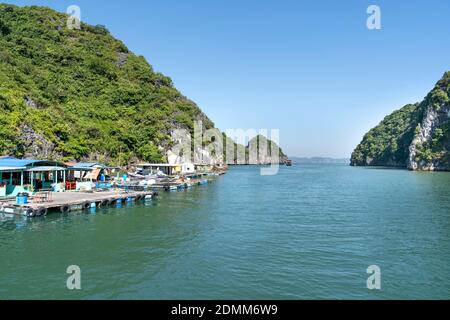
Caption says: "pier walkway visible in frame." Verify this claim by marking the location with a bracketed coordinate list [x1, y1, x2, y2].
[0, 190, 155, 217]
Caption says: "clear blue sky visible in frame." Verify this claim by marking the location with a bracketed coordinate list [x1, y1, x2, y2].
[6, 0, 450, 157]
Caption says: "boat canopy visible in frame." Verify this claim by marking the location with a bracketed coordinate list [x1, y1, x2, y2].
[69, 162, 106, 170]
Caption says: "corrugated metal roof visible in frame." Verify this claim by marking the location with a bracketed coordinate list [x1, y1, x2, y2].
[0, 158, 67, 169]
[0, 166, 27, 171]
[70, 162, 106, 169]
[0, 158, 41, 168]
[26, 166, 67, 172]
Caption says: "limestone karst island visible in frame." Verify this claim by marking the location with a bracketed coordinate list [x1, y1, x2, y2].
[351, 72, 450, 171]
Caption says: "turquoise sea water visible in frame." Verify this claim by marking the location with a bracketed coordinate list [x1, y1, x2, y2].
[0, 164, 449, 300]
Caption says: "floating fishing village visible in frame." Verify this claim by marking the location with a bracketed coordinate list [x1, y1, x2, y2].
[0, 156, 227, 218]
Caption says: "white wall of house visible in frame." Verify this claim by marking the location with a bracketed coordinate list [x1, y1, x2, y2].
[181, 163, 195, 174]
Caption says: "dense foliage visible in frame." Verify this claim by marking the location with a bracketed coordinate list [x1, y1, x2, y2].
[350, 103, 424, 167]
[0, 4, 214, 165]
[414, 122, 450, 167]
[351, 71, 450, 169]
[413, 72, 450, 167]
[425, 71, 450, 111]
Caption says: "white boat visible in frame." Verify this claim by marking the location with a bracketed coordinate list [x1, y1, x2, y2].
[138, 179, 157, 186]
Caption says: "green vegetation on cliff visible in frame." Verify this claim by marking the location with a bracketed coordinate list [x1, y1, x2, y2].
[350, 103, 424, 167]
[414, 122, 450, 167]
[0, 4, 214, 165]
[351, 72, 450, 170]
[412, 72, 450, 168]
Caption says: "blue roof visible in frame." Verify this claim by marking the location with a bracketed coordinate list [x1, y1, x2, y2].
[0, 158, 41, 168]
[0, 158, 66, 169]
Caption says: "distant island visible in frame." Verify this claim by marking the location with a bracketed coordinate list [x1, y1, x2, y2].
[351, 72, 450, 171]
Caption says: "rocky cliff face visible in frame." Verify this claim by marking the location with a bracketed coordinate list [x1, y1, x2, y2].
[247, 135, 288, 165]
[165, 131, 287, 165]
[408, 104, 450, 170]
[351, 72, 450, 171]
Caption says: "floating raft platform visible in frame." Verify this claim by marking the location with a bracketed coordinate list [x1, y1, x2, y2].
[151, 178, 210, 191]
[0, 190, 155, 218]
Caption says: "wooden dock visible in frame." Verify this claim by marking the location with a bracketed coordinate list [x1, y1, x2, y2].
[0, 190, 155, 218]
[0, 169, 225, 218]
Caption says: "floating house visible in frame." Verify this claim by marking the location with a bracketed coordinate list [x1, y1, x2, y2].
[137, 163, 195, 176]
[66, 162, 107, 180]
[65, 162, 118, 191]
[62, 162, 96, 191]
[0, 158, 114, 197]
[0, 158, 68, 197]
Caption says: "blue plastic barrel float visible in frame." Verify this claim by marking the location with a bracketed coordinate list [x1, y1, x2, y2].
[16, 193, 29, 205]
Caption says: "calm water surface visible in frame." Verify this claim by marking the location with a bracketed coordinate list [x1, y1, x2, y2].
[0, 164, 449, 299]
